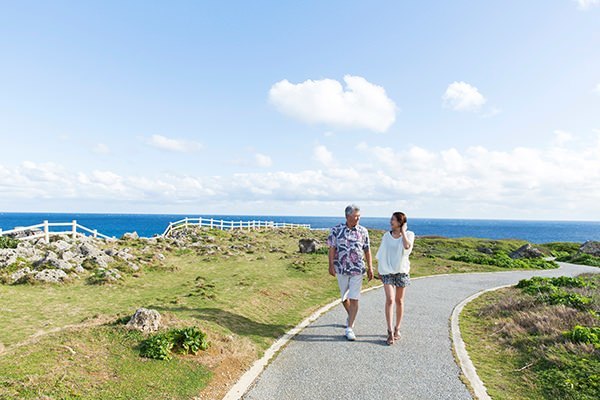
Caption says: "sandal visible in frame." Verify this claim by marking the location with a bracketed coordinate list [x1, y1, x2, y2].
[386, 330, 394, 346]
[393, 327, 401, 341]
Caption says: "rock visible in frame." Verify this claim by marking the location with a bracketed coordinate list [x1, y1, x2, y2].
[477, 247, 494, 255]
[126, 308, 161, 333]
[0, 249, 18, 268]
[127, 262, 140, 271]
[510, 244, 544, 259]
[61, 250, 75, 262]
[10, 267, 32, 283]
[122, 232, 139, 240]
[74, 266, 85, 273]
[115, 250, 135, 261]
[34, 269, 68, 283]
[156, 253, 165, 261]
[79, 242, 101, 257]
[298, 239, 320, 254]
[36, 251, 73, 271]
[53, 240, 72, 252]
[94, 267, 121, 281]
[7, 228, 42, 239]
[579, 241, 600, 257]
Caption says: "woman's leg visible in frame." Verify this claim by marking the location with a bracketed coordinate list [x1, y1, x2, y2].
[383, 283, 395, 333]
[394, 286, 406, 334]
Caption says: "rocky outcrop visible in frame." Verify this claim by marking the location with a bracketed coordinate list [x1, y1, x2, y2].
[126, 308, 161, 333]
[510, 244, 544, 259]
[121, 232, 139, 240]
[298, 239, 321, 253]
[579, 241, 600, 257]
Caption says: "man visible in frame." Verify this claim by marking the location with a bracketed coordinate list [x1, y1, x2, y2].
[327, 204, 373, 341]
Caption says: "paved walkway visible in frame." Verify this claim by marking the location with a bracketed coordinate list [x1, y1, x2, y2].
[243, 263, 599, 400]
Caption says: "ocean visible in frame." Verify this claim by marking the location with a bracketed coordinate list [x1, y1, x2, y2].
[0, 212, 598, 244]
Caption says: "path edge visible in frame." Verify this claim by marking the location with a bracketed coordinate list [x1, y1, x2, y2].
[450, 283, 514, 400]
[222, 283, 383, 400]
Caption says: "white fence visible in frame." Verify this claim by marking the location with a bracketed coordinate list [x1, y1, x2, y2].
[0, 220, 112, 242]
[162, 217, 311, 237]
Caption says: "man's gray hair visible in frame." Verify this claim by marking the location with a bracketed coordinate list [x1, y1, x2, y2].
[345, 204, 360, 217]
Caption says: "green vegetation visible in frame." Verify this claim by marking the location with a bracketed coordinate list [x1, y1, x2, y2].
[449, 252, 556, 269]
[140, 326, 210, 360]
[0, 229, 586, 398]
[543, 242, 600, 267]
[461, 273, 600, 400]
[0, 236, 19, 249]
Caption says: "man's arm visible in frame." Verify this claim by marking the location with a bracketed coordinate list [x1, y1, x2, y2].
[328, 247, 336, 277]
[365, 248, 373, 281]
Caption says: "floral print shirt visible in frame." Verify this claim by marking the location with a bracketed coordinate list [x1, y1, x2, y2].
[327, 223, 370, 276]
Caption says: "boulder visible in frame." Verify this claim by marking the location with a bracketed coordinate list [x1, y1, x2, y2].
[298, 239, 320, 254]
[34, 269, 68, 283]
[122, 232, 139, 240]
[579, 241, 600, 257]
[126, 308, 161, 333]
[477, 247, 494, 255]
[10, 267, 32, 283]
[35, 251, 73, 271]
[53, 240, 72, 252]
[510, 244, 544, 259]
[0, 249, 18, 268]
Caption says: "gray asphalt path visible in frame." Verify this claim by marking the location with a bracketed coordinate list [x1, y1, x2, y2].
[243, 263, 599, 400]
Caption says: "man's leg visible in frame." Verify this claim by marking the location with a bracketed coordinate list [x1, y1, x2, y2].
[347, 299, 359, 328]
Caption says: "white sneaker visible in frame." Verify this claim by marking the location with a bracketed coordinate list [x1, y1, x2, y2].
[345, 328, 356, 341]
[345, 316, 349, 328]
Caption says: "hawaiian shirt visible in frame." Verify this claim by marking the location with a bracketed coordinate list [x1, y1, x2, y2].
[327, 223, 370, 276]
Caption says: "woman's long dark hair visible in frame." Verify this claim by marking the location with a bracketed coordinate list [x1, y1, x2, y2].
[392, 211, 407, 228]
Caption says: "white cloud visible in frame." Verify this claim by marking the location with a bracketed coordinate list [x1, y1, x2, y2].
[575, 0, 600, 10]
[145, 134, 202, 153]
[313, 145, 335, 167]
[1, 136, 599, 219]
[93, 143, 110, 155]
[255, 153, 273, 168]
[553, 130, 574, 147]
[442, 81, 487, 112]
[269, 75, 397, 133]
[594, 83, 600, 93]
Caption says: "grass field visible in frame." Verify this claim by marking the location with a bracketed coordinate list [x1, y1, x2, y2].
[460, 274, 600, 399]
[0, 228, 563, 399]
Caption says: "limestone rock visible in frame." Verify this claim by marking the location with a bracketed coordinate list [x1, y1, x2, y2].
[126, 308, 161, 333]
[579, 241, 600, 257]
[510, 244, 544, 259]
[34, 269, 68, 283]
[53, 240, 72, 252]
[122, 232, 139, 240]
[10, 267, 32, 283]
[0, 249, 18, 268]
[298, 238, 320, 254]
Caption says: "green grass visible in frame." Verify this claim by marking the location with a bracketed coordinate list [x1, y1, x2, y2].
[460, 274, 600, 399]
[0, 229, 569, 398]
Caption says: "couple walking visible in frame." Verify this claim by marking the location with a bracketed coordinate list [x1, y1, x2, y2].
[327, 204, 414, 345]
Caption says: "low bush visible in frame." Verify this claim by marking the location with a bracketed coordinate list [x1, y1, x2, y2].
[0, 236, 19, 249]
[516, 276, 594, 310]
[450, 252, 556, 269]
[557, 253, 600, 267]
[564, 325, 600, 348]
[140, 326, 209, 361]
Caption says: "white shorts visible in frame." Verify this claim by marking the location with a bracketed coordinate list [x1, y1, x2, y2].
[337, 274, 363, 301]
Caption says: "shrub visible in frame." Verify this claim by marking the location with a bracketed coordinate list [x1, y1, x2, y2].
[564, 325, 600, 348]
[0, 236, 19, 249]
[516, 276, 594, 310]
[140, 332, 174, 360]
[557, 253, 600, 267]
[451, 252, 556, 269]
[139, 326, 209, 360]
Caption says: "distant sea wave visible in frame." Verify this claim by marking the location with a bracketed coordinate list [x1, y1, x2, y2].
[0, 213, 598, 243]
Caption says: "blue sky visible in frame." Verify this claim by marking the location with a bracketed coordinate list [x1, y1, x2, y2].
[1, 0, 599, 219]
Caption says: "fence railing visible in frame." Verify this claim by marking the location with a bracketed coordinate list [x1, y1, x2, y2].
[0, 220, 113, 242]
[162, 217, 311, 237]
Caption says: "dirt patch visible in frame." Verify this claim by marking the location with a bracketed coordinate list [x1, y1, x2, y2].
[192, 333, 257, 399]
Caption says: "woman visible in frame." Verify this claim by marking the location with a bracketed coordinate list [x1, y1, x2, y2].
[376, 212, 415, 345]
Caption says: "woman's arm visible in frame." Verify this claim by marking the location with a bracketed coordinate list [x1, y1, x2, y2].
[400, 225, 412, 250]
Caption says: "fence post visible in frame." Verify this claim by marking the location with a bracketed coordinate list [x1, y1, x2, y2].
[198, 217, 202, 228]
[93, 229, 98, 238]
[210, 218, 214, 229]
[72, 220, 77, 239]
[220, 220, 224, 230]
[44, 220, 49, 243]
[0, 228, 2, 236]
[185, 217, 188, 229]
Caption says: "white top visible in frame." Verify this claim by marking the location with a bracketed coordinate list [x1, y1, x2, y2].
[376, 231, 415, 275]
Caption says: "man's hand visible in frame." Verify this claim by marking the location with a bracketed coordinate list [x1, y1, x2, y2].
[328, 247, 336, 277]
[367, 267, 374, 281]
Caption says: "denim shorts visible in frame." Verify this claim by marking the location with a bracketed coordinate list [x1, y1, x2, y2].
[380, 273, 410, 287]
